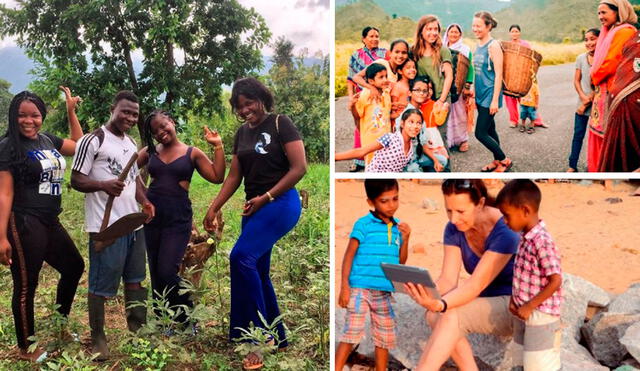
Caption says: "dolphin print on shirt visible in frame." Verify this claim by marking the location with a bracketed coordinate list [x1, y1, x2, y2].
[254, 132, 271, 154]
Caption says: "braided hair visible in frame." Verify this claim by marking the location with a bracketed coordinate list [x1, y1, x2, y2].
[142, 109, 175, 156]
[2, 91, 48, 180]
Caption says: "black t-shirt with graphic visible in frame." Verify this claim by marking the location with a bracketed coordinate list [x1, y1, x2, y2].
[233, 114, 301, 200]
[0, 132, 65, 218]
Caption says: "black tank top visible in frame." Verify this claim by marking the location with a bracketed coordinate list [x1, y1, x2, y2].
[147, 146, 195, 197]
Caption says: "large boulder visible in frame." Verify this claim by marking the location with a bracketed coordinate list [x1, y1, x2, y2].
[582, 312, 640, 367]
[335, 294, 511, 369]
[609, 285, 640, 315]
[621, 322, 640, 364]
[562, 273, 611, 342]
[561, 342, 609, 371]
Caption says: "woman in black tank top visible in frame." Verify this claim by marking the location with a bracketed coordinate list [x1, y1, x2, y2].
[137, 110, 225, 328]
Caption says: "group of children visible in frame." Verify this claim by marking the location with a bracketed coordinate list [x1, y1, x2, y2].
[335, 179, 563, 371]
[336, 41, 451, 173]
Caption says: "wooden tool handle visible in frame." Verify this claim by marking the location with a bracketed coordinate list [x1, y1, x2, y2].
[98, 153, 139, 233]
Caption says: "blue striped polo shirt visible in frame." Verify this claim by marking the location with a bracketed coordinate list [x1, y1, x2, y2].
[349, 211, 402, 292]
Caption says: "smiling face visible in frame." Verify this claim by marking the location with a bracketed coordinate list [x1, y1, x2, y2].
[236, 95, 267, 126]
[472, 17, 490, 39]
[367, 187, 399, 221]
[150, 114, 177, 145]
[598, 4, 618, 28]
[509, 27, 521, 42]
[410, 81, 432, 105]
[363, 28, 380, 50]
[421, 20, 441, 45]
[400, 59, 417, 80]
[585, 31, 598, 53]
[444, 192, 484, 232]
[389, 42, 409, 66]
[370, 69, 390, 89]
[17, 100, 43, 139]
[401, 112, 422, 138]
[110, 99, 139, 135]
[447, 26, 462, 45]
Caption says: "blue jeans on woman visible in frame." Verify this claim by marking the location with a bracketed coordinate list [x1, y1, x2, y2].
[229, 188, 301, 347]
[568, 113, 589, 170]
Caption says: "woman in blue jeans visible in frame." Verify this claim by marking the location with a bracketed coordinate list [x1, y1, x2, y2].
[203, 77, 307, 370]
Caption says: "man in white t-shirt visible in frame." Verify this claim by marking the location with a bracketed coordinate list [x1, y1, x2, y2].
[71, 91, 154, 360]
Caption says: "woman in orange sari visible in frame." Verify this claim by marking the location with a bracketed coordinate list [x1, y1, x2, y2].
[599, 32, 640, 172]
[588, 0, 637, 172]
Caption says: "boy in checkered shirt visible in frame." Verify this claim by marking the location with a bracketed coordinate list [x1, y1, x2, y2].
[335, 179, 410, 371]
[496, 179, 563, 371]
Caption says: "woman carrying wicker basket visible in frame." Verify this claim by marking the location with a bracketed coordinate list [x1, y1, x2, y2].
[472, 11, 513, 172]
[443, 23, 474, 153]
[504, 25, 548, 130]
[588, 0, 637, 172]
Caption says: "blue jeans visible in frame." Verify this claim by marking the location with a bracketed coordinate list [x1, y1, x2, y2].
[88, 230, 146, 297]
[568, 113, 589, 170]
[229, 188, 301, 347]
[405, 154, 449, 172]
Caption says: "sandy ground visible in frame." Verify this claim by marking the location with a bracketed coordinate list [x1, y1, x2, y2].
[335, 179, 640, 296]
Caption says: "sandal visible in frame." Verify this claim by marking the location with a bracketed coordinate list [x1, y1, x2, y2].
[527, 127, 535, 134]
[243, 351, 264, 370]
[519, 125, 526, 133]
[458, 142, 469, 152]
[566, 168, 577, 173]
[509, 122, 518, 128]
[481, 160, 499, 172]
[18, 348, 48, 363]
[494, 159, 513, 173]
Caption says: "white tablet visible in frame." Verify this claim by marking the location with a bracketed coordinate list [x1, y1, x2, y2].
[380, 263, 441, 299]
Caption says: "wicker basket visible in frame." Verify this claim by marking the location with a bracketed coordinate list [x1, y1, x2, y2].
[454, 53, 470, 95]
[500, 41, 543, 98]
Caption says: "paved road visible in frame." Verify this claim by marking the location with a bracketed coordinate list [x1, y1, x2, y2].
[334, 63, 584, 173]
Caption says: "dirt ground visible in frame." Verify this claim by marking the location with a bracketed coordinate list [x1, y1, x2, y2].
[334, 179, 640, 296]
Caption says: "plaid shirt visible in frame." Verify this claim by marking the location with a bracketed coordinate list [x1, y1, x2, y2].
[513, 220, 563, 316]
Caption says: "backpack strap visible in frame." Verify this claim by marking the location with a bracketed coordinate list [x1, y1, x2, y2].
[275, 114, 287, 156]
[91, 127, 105, 160]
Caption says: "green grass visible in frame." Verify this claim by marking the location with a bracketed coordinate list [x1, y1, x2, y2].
[0, 163, 329, 370]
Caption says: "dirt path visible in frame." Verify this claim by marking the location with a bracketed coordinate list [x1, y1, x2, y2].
[334, 63, 582, 172]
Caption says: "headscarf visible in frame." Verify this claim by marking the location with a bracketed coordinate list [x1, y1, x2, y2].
[592, 0, 637, 77]
[600, 0, 638, 25]
[442, 24, 471, 57]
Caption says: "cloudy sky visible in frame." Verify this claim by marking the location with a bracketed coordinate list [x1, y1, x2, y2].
[0, 0, 330, 55]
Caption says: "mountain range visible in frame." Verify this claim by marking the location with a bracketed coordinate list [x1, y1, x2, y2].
[0, 46, 322, 94]
[337, 0, 640, 43]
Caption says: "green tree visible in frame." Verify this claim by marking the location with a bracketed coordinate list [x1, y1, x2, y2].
[0, 0, 271, 135]
[271, 36, 294, 70]
[0, 79, 12, 132]
[266, 38, 329, 163]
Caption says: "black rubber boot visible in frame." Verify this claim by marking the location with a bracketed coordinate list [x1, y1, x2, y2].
[124, 287, 148, 333]
[88, 294, 109, 361]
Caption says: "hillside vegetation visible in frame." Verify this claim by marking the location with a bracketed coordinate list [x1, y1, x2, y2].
[337, 0, 640, 43]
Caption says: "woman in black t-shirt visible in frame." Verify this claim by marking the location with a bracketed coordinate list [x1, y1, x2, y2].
[0, 88, 85, 362]
[203, 77, 307, 369]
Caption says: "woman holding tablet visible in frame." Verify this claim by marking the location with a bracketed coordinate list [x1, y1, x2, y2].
[405, 179, 519, 370]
